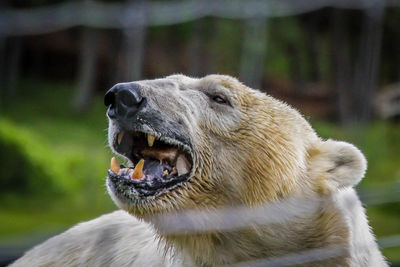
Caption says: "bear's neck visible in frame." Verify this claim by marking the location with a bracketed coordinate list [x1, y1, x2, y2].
[160, 195, 350, 266]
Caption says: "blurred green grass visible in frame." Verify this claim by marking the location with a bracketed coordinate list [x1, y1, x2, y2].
[0, 79, 399, 262]
[0, 79, 116, 238]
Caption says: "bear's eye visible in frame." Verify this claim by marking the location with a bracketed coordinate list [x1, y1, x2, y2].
[211, 95, 229, 105]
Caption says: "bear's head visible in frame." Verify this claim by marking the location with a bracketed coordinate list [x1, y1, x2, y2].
[105, 74, 366, 219]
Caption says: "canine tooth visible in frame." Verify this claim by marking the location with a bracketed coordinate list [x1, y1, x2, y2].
[176, 155, 190, 176]
[117, 131, 125, 145]
[110, 157, 120, 174]
[132, 159, 145, 180]
[147, 134, 156, 147]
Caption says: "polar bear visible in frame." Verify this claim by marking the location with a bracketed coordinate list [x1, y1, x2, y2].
[11, 74, 387, 266]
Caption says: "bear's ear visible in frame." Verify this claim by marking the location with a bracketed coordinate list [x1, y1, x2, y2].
[308, 140, 367, 191]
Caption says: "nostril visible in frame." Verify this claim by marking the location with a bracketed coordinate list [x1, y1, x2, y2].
[105, 83, 145, 119]
[104, 90, 115, 107]
[118, 88, 143, 107]
[107, 106, 117, 119]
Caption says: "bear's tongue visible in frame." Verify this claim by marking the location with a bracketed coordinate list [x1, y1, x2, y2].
[143, 160, 165, 178]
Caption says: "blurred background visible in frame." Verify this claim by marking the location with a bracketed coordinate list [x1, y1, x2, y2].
[0, 0, 400, 265]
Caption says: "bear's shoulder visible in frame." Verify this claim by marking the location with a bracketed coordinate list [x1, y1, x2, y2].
[11, 210, 183, 266]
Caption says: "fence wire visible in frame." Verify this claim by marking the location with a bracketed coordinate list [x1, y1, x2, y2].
[150, 186, 400, 235]
[230, 235, 400, 266]
[148, 187, 400, 266]
[1, 0, 400, 35]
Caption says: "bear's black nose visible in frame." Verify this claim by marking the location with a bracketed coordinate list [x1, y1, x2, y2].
[104, 83, 145, 119]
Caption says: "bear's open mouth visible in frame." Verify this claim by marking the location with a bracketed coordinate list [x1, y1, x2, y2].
[108, 130, 193, 197]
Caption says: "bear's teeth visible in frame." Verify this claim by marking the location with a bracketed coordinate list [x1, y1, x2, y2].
[110, 157, 120, 174]
[147, 134, 156, 147]
[176, 155, 190, 176]
[132, 159, 145, 180]
[117, 131, 125, 145]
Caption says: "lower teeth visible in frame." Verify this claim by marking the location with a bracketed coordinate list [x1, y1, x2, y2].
[131, 159, 145, 180]
[110, 156, 188, 181]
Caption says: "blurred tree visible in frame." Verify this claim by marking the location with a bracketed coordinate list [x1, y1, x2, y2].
[74, 22, 99, 113]
[6, 37, 23, 98]
[188, 20, 204, 77]
[286, 42, 304, 86]
[118, 0, 147, 82]
[332, 6, 385, 124]
[332, 9, 352, 124]
[353, 4, 384, 123]
[239, 17, 268, 90]
[1, 0, 22, 98]
[0, 1, 7, 111]
[29, 40, 44, 80]
[303, 14, 321, 82]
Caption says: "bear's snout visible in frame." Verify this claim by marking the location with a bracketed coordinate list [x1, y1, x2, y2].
[104, 82, 146, 120]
